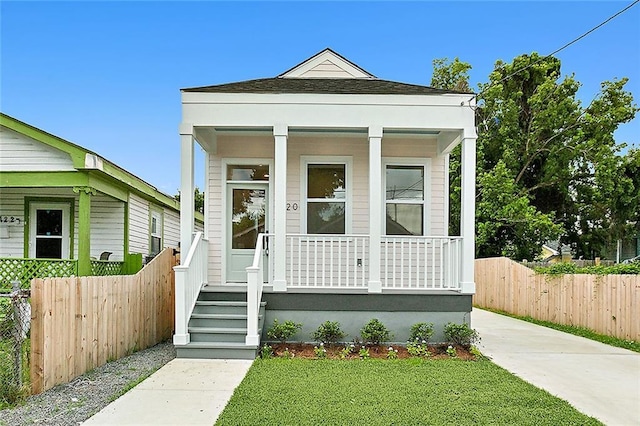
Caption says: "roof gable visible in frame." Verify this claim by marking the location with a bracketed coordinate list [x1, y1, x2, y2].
[279, 48, 375, 79]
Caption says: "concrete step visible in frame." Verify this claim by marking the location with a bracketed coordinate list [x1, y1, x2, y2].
[188, 326, 248, 343]
[176, 342, 258, 360]
[192, 301, 266, 315]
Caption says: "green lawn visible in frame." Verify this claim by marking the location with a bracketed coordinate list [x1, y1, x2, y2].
[216, 358, 601, 426]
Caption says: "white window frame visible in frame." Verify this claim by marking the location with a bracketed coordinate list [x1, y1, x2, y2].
[150, 208, 163, 255]
[382, 157, 432, 236]
[301, 156, 353, 234]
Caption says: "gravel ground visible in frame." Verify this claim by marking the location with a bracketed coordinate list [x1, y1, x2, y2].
[0, 341, 175, 426]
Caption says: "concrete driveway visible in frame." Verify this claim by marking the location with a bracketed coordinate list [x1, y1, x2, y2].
[472, 308, 640, 426]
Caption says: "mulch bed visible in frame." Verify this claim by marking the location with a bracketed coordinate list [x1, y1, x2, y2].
[269, 343, 476, 360]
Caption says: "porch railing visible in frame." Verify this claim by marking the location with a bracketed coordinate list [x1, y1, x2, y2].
[173, 232, 208, 345]
[381, 236, 462, 290]
[246, 233, 269, 346]
[286, 234, 370, 288]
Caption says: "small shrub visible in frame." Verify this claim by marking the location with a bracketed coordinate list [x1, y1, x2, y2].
[446, 345, 457, 358]
[406, 339, 430, 358]
[386, 346, 398, 360]
[259, 344, 273, 359]
[360, 318, 392, 345]
[339, 343, 355, 359]
[409, 322, 434, 342]
[266, 319, 302, 344]
[358, 346, 370, 360]
[312, 321, 346, 345]
[443, 322, 480, 347]
[281, 348, 294, 359]
[313, 344, 327, 359]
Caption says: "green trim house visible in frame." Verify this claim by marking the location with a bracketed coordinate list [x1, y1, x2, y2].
[0, 113, 203, 287]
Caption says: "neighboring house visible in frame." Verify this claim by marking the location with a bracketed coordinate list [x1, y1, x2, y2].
[174, 48, 477, 359]
[0, 113, 203, 287]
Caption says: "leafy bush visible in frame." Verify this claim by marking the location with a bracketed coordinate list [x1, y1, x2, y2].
[443, 322, 479, 347]
[406, 339, 430, 358]
[266, 319, 302, 344]
[259, 344, 273, 359]
[312, 321, 346, 345]
[535, 262, 640, 275]
[409, 322, 434, 342]
[360, 318, 392, 345]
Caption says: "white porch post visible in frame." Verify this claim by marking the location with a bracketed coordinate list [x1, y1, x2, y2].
[368, 126, 383, 293]
[460, 130, 477, 294]
[273, 124, 288, 291]
[180, 123, 195, 263]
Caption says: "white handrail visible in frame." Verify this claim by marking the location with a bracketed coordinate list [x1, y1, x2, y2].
[246, 233, 269, 346]
[173, 232, 208, 345]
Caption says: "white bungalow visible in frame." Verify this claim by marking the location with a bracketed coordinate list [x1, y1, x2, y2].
[175, 49, 477, 358]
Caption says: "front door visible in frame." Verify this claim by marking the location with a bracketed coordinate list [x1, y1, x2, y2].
[29, 202, 71, 259]
[226, 183, 268, 282]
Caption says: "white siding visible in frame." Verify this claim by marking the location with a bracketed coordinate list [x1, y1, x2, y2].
[128, 193, 149, 255]
[0, 127, 75, 171]
[163, 207, 180, 248]
[206, 134, 446, 284]
[91, 194, 125, 260]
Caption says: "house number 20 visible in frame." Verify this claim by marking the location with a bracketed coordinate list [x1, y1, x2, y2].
[286, 203, 298, 211]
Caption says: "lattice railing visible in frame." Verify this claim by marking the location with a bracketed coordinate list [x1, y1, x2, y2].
[90, 260, 125, 276]
[0, 258, 78, 290]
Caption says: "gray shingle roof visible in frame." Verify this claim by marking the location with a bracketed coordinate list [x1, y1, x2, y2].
[181, 78, 472, 95]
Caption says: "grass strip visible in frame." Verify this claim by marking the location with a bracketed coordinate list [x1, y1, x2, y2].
[479, 307, 640, 353]
[216, 358, 601, 426]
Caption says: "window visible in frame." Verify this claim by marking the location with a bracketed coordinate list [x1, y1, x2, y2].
[226, 164, 269, 181]
[385, 164, 426, 235]
[150, 210, 162, 255]
[304, 162, 348, 234]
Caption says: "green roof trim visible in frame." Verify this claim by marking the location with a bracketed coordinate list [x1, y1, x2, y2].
[0, 113, 182, 212]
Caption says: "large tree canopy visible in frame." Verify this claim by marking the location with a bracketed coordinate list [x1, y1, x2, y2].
[433, 54, 638, 260]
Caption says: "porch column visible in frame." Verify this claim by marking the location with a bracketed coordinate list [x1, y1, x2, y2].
[179, 123, 195, 263]
[272, 124, 288, 291]
[74, 186, 94, 276]
[368, 126, 383, 293]
[460, 130, 477, 294]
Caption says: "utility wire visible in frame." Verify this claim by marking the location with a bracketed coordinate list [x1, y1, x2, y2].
[472, 0, 639, 101]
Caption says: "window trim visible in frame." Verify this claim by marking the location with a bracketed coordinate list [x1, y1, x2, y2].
[301, 156, 353, 234]
[149, 206, 164, 256]
[382, 157, 431, 236]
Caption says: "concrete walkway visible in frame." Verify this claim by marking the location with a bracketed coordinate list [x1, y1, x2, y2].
[472, 308, 640, 426]
[83, 358, 252, 425]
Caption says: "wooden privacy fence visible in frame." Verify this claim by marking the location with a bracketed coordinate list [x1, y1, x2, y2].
[474, 257, 640, 341]
[30, 248, 178, 394]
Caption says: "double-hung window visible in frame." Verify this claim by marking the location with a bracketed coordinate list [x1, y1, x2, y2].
[150, 210, 163, 255]
[303, 158, 350, 234]
[385, 161, 429, 236]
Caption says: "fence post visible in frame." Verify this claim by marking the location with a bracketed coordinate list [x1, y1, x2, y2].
[10, 280, 24, 392]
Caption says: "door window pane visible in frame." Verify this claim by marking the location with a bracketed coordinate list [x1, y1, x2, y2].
[36, 210, 63, 236]
[386, 166, 423, 201]
[308, 202, 345, 234]
[36, 238, 63, 259]
[232, 188, 266, 249]
[308, 164, 346, 199]
[386, 204, 423, 235]
[227, 165, 269, 181]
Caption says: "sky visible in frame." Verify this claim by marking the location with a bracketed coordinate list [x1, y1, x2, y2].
[2, 1, 639, 195]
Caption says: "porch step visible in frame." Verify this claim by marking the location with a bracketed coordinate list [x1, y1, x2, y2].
[188, 326, 248, 343]
[177, 289, 266, 360]
[175, 342, 258, 360]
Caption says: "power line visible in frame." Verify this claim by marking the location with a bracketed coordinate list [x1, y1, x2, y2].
[472, 0, 639, 101]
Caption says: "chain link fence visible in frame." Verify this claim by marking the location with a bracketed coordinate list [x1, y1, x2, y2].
[0, 281, 31, 408]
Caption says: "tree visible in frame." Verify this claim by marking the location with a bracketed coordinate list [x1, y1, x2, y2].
[432, 53, 638, 259]
[174, 187, 205, 214]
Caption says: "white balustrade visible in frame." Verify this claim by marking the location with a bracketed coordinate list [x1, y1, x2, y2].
[173, 232, 208, 345]
[381, 236, 462, 290]
[286, 234, 369, 288]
